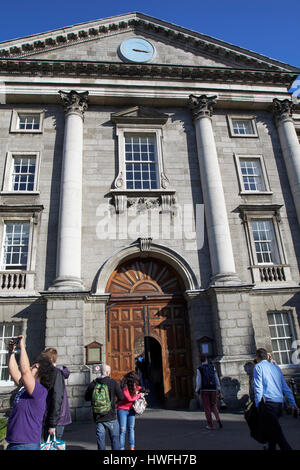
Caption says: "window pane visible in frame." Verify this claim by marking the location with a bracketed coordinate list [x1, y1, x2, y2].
[232, 119, 254, 135]
[251, 220, 280, 264]
[11, 156, 36, 191]
[125, 135, 158, 189]
[240, 159, 265, 192]
[18, 114, 40, 130]
[268, 311, 294, 365]
[3, 222, 30, 269]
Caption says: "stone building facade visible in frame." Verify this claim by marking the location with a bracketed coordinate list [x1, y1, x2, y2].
[0, 13, 300, 419]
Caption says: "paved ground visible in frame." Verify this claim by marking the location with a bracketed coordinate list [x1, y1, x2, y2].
[62, 408, 300, 451]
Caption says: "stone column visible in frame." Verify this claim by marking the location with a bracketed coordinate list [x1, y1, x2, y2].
[273, 98, 300, 227]
[189, 94, 240, 285]
[53, 90, 89, 290]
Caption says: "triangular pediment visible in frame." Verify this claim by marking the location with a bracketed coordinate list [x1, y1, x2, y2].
[0, 12, 298, 73]
[111, 106, 168, 125]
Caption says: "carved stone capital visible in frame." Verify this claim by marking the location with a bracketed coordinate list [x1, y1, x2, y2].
[59, 90, 89, 117]
[273, 98, 294, 125]
[188, 94, 217, 120]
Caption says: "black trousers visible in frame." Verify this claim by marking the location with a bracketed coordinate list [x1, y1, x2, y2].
[259, 402, 292, 451]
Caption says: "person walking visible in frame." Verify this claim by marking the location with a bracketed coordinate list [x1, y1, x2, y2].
[42, 348, 72, 442]
[195, 354, 223, 430]
[253, 348, 299, 451]
[5, 336, 56, 450]
[117, 371, 144, 450]
[85, 364, 124, 450]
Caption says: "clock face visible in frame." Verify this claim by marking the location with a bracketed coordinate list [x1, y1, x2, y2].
[119, 37, 155, 63]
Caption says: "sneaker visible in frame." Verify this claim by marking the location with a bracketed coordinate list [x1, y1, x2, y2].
[206, 425, 213, 430]
[217, 420, 223, 428]
[130, 447, 135, 450]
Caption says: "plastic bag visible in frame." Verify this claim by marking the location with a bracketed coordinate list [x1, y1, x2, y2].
[40, 432, 66, 450]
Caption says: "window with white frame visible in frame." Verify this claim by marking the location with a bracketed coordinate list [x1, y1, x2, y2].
[125, 134, 158, 190]
[251, 219, 280, 264]
[239, 158, 266, 192]
[10, 110, 44, 133]
[11, 155, 36, 191]
[228, 115, 258, 137]
[2, 152, 40, 193]
[0, 322, 23, 385]
[267, 311, 296, 366]
[18, 114, 40, 131]
[2, 222, 30, 270]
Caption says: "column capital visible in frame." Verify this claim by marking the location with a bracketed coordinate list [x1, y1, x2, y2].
[273, 98, 295, 125]
[59, 90, 89, 117]
[188, 94, 217, 120]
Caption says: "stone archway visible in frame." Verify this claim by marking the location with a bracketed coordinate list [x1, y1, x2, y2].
[105, 257, 194, 408]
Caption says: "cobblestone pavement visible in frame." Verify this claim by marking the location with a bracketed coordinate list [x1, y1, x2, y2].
[61, 408, 300, 451]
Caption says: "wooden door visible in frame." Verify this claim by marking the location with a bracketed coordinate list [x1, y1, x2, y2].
[105, 258, 193, 407]
[106, 301, 193, 407]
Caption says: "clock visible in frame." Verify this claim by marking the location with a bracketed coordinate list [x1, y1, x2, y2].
[118, 37, 156, 63]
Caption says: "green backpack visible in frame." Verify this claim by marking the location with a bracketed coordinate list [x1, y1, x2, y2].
[91, 381, 112, 415]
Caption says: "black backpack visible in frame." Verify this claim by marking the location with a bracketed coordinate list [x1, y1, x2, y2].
[198, 363, 216, 390]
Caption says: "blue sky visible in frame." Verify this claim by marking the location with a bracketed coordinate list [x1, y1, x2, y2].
[0, 0, 298, 72]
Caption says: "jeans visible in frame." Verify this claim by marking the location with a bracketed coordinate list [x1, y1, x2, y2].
[201, 391, 220, 428]
[7, 442, 40, 450]
[95, 419, 120, 450]
[259, 402, 292, 451]
[117, 409, 136, 450]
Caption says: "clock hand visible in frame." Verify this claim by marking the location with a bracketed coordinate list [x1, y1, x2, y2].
[132, 48, 150, 53]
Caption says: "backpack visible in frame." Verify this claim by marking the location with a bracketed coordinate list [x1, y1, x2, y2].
[91, 381, 112, 415]
[198, 363, 216, 390]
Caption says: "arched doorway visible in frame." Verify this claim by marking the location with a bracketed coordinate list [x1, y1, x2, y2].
[105, 257, 194, 408]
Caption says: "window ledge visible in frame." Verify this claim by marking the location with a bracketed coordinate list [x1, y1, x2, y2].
[239, 191, 273, 196]
[9, 130, 43, 134]
[0, 191, 40, 196]
[110, 189, 176, 213]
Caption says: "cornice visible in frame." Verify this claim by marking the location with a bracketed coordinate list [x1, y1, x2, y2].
[0, 17, 298, 73]
[0, 59, 297, 87]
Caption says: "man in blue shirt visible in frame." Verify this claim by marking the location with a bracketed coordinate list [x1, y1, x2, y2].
[253, 348, 299, 450]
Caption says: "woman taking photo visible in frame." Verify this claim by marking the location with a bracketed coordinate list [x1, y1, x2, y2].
[117, 371, 144, 450]
[5, 335, 56, 450]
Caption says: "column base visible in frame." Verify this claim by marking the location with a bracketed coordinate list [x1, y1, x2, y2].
[210, 272, 242, 286]
[50, 276, 85, 291]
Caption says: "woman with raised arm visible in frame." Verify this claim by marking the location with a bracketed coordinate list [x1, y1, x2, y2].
[5, 336, 56, 450]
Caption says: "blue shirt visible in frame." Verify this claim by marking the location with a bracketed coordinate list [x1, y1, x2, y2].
[253, 360, 296, 408]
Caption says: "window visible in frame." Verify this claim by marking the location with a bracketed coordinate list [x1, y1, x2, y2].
[0, 322, 23, 385]
[10, 109, 44, 133]
[240, 159, 265, 191]
[227, 115, 258, 137]
[125, 134, 158, 190]
[268, 311, 296, 366]
[110, 106, 176, 213]
[2, 222, 30, 270]
[2, 152, 40, 193]
[235, 155, 271, 194]
[232, 119, 254, 135]
[18, 114, 40, 131]
[11, 155, 36, 191]
[251, 219, 280, 264]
